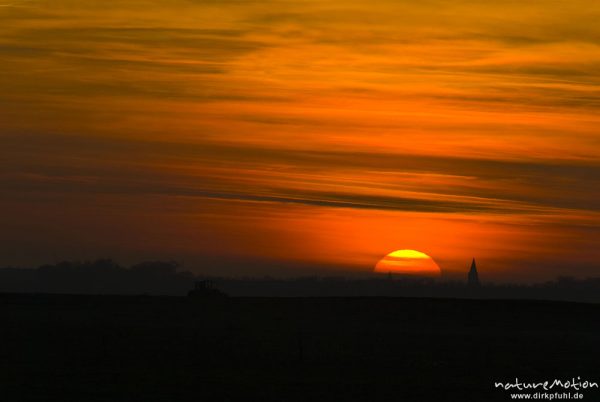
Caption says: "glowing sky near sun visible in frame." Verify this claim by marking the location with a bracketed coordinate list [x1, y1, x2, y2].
[1, 0, 600, 280]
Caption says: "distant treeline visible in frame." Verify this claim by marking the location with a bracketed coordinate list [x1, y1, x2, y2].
[0, 259, 599, 302]
[215, 275, 600, 303]
[0, 260, 194, 296]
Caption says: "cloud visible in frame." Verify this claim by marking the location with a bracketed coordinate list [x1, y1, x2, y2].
[2, 0, 600, 276]
[2, 133, 599, 215]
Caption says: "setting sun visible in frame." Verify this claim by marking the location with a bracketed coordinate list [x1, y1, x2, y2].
[374, 250, 441, 277]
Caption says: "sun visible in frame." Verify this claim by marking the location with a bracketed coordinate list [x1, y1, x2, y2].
[374, 249, 441, 277]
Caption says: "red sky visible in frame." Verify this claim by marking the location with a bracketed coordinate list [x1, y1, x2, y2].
[1, 0, 600, 281]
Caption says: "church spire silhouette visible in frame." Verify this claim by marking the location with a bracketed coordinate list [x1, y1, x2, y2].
[468, 258, 480, 287]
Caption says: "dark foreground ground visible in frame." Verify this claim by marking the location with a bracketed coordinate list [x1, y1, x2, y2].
[1, 294, 599, 402]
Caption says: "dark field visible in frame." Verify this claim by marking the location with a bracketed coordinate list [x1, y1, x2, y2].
[1, 294, 599, 402]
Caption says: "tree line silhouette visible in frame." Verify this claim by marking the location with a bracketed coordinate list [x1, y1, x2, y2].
[0, 259, 599, 302]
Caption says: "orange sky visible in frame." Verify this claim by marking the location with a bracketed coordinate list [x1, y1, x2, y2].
[1, 0, 600, 281]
